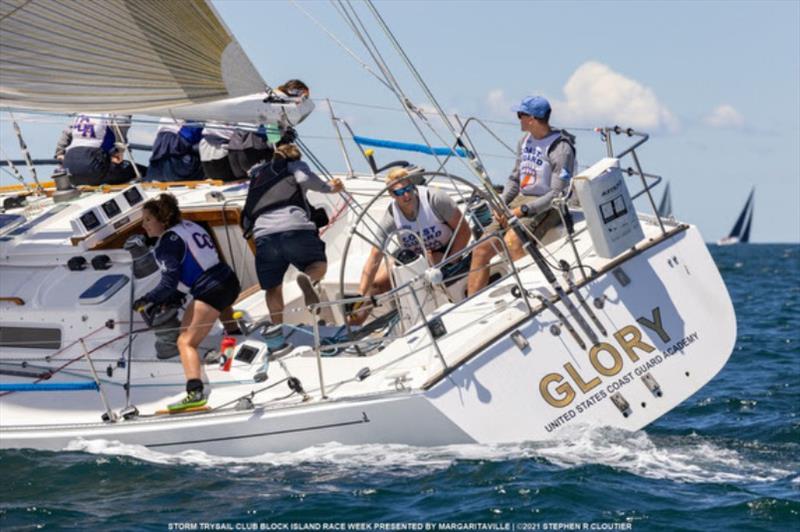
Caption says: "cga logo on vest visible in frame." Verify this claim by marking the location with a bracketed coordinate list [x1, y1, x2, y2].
[539, 307, 672, 408]
[74, 115, 97, 138]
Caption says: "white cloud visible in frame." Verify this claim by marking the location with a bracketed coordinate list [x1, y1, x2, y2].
[553, 61, 679, 132]
[486, 88, 513, 116]
[704, 104, 745, 129]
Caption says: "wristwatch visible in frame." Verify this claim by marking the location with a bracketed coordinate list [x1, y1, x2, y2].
[520, 204, 530, 216]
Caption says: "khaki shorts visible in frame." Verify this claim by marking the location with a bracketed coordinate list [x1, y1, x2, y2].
[483, 195, 562, 240]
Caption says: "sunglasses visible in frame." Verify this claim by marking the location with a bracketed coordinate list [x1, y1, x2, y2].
[517, 112, 530, 119]
[391, 184, 416, 197]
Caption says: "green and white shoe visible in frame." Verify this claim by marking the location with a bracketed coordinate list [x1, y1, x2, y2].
[167, 390, 207, 412]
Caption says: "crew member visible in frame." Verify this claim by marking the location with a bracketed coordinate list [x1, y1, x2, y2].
[350, 167, 471, 325]
[467, 96, 576, 295]
[56, 114, 145, 186]
[134, 193, 241, 411]
[244, 144, 343, 334]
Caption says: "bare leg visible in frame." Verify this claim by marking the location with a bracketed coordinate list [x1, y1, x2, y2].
[348, 261, 392, 326]
[177, 300, 220, 381]
[265, 285, 284, 324]
[303, 260, 327, 282]
[467, 240, 499, 296]
[505, 230, 526, 261]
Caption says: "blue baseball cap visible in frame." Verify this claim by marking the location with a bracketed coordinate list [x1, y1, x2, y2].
[511, 96, 551, 119]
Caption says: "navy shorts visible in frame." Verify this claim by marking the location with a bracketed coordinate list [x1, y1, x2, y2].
[255, 230, 327, 289]
[64, 147, 110, 186]
[194, 270, 241, 312]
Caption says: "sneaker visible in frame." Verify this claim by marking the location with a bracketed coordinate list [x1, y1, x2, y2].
[167, 390, 207, 412]
[296, 272, 320, 312]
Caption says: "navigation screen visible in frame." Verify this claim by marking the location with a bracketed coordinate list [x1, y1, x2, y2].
[123, 187, 143, 206]
[235, 345, 259, 364]
[101, 199, 122, 218]
[80, 211, 101, 231]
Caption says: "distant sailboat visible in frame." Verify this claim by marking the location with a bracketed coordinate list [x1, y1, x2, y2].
[657, 182, 673, 218]
[718, 187, 755, 245]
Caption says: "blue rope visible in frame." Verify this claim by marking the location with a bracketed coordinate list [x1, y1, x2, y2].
[0, 381, 99, 392]
[353, 135, 468, 158]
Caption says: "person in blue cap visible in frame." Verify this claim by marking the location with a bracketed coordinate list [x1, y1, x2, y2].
[467, 96, 576, 295]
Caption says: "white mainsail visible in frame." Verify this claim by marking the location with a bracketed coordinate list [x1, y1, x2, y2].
[0, 0, 265, 114]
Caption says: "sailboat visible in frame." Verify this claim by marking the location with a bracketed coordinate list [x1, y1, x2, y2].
[0, 0, 737, 456]
[718, 188, 754, 245]
[657, 182, 673, 218]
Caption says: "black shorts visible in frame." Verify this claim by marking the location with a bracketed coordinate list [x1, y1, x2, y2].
[194, 270, 241, 312]
[255, 230, 327, 289]
[64, 147, 110, 186]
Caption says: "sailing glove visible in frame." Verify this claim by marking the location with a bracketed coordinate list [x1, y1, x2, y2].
[132, 297, 149, 313]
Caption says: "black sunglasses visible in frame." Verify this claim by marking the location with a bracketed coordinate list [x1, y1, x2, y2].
[517, 112, 530, 119]
[391, 184, 416, 197]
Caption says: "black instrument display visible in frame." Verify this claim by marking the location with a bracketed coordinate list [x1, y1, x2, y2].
[101, 199, 122, 218]
[80, 210, 101, 231]
[123, 187, 144, 206]
[235, 345, 260, 364]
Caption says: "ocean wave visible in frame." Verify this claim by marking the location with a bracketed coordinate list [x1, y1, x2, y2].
[62, 425, 792, 485]
[521, 426, 793, 484]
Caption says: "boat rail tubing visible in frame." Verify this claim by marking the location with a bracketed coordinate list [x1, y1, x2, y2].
[552, 194, 588, 284]
[310, 233, 532, 391]
[110, 118, 143, 182]
[629, 172, 663, 201]
[309, 258, 535, 351]
[601, 126, 667, 235]
[630, 149, 666, 234]
[326, 99, 356, 178]
[328, 116, 379, 179]
[379, 227, 448, 370]
[124, 261, 135, 408]
[337, 171, 485, 323]
[79, 338, 117, 422]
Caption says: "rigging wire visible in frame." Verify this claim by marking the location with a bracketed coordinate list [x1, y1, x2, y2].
[334, 1, 449, 171]
[289, 0, 392, 92]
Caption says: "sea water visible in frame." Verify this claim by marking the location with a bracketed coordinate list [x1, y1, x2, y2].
[1, 244, 797, 531]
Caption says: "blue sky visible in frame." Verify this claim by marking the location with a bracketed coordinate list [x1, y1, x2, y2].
[2, 0, 798, 242]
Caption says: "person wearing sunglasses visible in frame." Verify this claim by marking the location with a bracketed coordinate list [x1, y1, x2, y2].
[467, 96, 576, 296]
[350, 167, 471, 325]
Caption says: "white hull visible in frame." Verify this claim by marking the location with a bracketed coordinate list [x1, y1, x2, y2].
[717, 236, 741, 246]
[1, 221, 735, 455]
[0, 0, 736, 458]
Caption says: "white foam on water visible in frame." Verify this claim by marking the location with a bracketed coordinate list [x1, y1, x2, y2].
[517, 426, 793, 484]
[63, 426, 793, 485]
